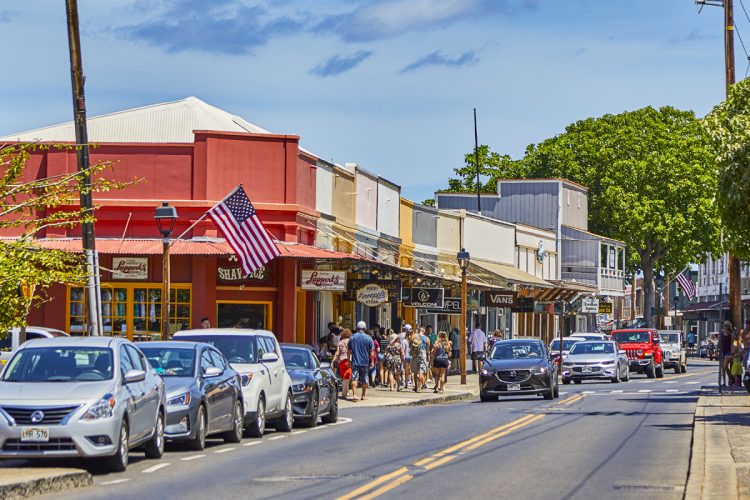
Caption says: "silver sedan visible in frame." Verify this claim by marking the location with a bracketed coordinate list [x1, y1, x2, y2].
[561, 341, 630, 384]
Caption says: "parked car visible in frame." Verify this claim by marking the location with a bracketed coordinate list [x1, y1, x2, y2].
[561, 341, 630, 384]
[479, 339, 559, 402]
[0, 327, 68, 365]
[136, 341, 244, 450]
[172, 329, 293, 437]
[570, 332, 610, 342]
[280, 344, 338, 427]
[610, 329, 664, 378]
[548, 337, 583, 362]
[0, 337, 165, 472]
[657, 330, 687, 374]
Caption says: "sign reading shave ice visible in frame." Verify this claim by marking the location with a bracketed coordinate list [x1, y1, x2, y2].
[300, 270, 346, 291]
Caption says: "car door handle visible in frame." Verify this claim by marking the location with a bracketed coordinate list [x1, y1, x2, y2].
[260, 370, 266, 375]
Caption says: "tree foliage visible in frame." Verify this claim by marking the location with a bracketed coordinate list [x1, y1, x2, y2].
[0, 143, 131, 333]
[703, 79, 750, 258]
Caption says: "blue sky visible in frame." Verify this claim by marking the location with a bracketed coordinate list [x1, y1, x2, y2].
[0, 0, 741, 202]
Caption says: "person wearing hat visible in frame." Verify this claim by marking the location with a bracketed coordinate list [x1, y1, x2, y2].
[383, 329, 405, 391]
[348, 321, 375, 401]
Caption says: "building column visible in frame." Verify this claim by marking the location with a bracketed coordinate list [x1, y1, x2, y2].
[193, 256, 216, 329]
[277, 258, 298, 343]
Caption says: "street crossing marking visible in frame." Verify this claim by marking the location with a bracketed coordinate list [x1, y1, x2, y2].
[268, 435, 287, 441]
[142, 463, 171, 474]
[243, 441, 261, 447]
[686, 381, 701, 385]
[291, 430, 307, 435]
[666, 389, 679, 393]
[664, 381, 677, 384]
[101, 479, 131, 485]
[215, 447, 236, 453]
[181, 454, 205, 461]
[582, 391, 595, 394]
[638, 390, 652, 393]
[611, 390, 624, 393]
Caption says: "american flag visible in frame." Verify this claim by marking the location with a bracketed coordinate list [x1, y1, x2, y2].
[208, 186, 280, 274]
[676, 269, 696, 301]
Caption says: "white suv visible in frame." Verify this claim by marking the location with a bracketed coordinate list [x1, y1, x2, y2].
[173, 329, 293, 437]
[1, 327, 69, 366]
[658, 330, 687, 374]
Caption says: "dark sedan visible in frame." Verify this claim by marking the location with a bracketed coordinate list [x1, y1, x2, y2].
[137, 341, 244, 450]
[479, 339, 559, 402]
[280, 344, 338, 427]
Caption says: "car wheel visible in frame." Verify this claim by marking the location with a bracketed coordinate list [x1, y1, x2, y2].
[244, 396, 266, 438]
[302, 390, 320, 428]
[275, 392, 293, 432]
[187, 405, 207, 451]
[681, 362, 687, 374]
[479, 393, 497, 402]
[144, 411, 165, 459]
[611, 369, 620, 383]
[647, 362, 656, 379]
[655, 363, 664, 378]
[624, 368, 630, 382]
[223, 400, 244, 443]
[562, 378, 570, 385]
[543, 386, 554, 400]
[321, 389, 338, 424]
[573, 380, 582, 385]
[105, 420, 129, 472]
[553, 382, 560, 398]
[674, 363, 681, 375]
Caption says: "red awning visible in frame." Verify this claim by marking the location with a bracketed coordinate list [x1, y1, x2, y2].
[13, 238, 360, 260]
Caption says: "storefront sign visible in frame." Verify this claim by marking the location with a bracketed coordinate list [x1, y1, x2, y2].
[481, 291, 518, 308]
[112, 257, 148, 280]
[216, 259, 270, 285]
[345, 279, 401, 304]
[534, 301, 554, 314]
[427, 297, 462, 314]
[357, 284, 388, 306]
[511, 297, 535, 313]
[300, 270, 346, 291]
[598, 302, 613, 314]
[581, 297, 600, 314]
[404, 288, 444, 308]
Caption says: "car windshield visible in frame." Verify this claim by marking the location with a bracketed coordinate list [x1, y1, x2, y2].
[281, 347, 314, 369]
[550, 339, 580, 351]
[569, 342, 614, 355]
[2, 347, 114, 382]
[490, 343, 544, 360]
[659, 333, 680, 344]
[139, 347, 195, 377]
[177, 336, 258, 364]
[612, 331, 650, 343]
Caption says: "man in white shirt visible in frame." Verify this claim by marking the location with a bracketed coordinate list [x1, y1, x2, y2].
[400, 324, 412, 387]
[469, 321, 487, 373]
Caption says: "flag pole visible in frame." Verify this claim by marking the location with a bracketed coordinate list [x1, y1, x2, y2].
[168, 184, 244, 248]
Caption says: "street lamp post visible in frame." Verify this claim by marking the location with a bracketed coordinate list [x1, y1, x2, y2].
[155, 202, 178, 341]
[457, 248, 471, 385]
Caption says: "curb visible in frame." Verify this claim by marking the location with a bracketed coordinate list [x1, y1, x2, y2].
[400, 390, 477, 407]
[0, 470, 92, 499]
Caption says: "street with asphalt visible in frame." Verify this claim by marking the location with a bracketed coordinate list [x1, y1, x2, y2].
[9, 359, 719, 500]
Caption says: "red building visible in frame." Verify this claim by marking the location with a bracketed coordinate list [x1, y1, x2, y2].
[2, 97, 351, 344]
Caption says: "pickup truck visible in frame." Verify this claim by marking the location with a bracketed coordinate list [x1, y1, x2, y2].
[610, 329, 664, 378]
[658, 330, 687, 374]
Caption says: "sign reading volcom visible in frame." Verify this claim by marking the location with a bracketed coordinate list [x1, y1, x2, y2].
[404, 288, 444, 308]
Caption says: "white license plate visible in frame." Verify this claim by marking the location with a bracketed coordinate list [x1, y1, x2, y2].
[21, 427, 50, 442]
[507, 383, 521, 391]
[582, 366, 592, 373]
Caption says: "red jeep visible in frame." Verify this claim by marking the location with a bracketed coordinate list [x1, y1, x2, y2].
[610, 329, 664, 379]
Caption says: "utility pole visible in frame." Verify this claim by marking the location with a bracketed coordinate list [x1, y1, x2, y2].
[473, 108, 481, 214]
[65, 0, 102, 336]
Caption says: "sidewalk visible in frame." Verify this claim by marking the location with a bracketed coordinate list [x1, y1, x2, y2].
[339, 372, 480, 408]
[686, 385, 750, 500]
[0, 467, 91, 499]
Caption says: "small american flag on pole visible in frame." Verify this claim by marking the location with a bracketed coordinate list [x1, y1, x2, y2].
[676, 269, 696, 301]
[208, 186, 280, 274]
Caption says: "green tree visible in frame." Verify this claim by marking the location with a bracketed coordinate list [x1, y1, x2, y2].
[0, 143, 129, 334]
[447, 106, 720, 326]
[447, 145, 530, 193]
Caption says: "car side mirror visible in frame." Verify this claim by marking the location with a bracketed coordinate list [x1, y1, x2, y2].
[124, 369, 146, 384]
[618, 350, 626, 355]
[203, 366, 222, 378]
[262, 352, 279, 363]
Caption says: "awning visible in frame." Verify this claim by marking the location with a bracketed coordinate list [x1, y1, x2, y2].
[469, 259, 553, 289]
[530, 279, 599, 302]
[14, 238, 361, 260]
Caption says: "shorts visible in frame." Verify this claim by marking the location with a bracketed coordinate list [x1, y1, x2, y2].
[352, 364, 369, 384]
[377, 353, 384, 362]
[452, 350, 460, 359]
[338, 360, 352, 380]
[433, 357, 450, 369]
[471, 351, 485, 361]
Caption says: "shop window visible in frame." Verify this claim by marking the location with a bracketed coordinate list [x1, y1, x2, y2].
[69, 285, 128, 336]
[217, 302, 270, 330]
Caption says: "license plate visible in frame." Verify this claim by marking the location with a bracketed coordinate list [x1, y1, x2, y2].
[507, 383, 521, 391]
[21, 427, 49, 442]
[582, 366, 592, 373]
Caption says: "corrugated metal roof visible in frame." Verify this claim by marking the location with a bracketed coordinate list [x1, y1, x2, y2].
[0, 96, 271, 143]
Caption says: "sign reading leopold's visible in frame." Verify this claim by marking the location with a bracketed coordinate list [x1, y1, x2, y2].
[112, 257, 148, 280]
[300, 270, 346, 291]
[357, 284, 388, 306]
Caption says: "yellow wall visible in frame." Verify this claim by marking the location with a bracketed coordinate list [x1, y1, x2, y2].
[332, 167, 356, 225]
[399, 197, 415, 268]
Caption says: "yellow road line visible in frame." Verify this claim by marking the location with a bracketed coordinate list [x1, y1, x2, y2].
[423, 454, 458, 471]
[558, 394, 585, 405]
[359, 474, 414, 500]
[427, 414, 537, 458]
[462, 414, 545, 452]
[336, 467, 409, 500]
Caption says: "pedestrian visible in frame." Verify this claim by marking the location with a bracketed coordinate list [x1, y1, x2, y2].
[449, 327, 461, 373]
[331, 329, 353, 400]
[720, 321, 734, 386]
[349, 321, 375, 402]
[401, 325, 412, 388]
[469, 321, 488, 373]
[431, 331, 452, 393]
[741, 320, 750, 366]
[368, 329, 381, 387]
[200, 317, 211, 329]
[488, 330, 504, 350]
[409, 329, 428, 392]
[418, 327, 431, 389]
[426, 325, 437, 384]
[384, 330, 405, 391]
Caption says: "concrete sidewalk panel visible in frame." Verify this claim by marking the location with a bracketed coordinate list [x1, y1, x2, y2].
[0, 468, 92, 499]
